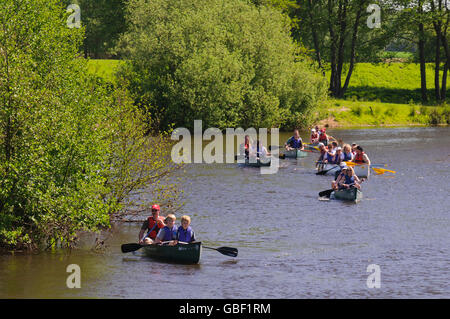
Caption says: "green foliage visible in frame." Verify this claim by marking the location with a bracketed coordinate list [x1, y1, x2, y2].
[351, 106, 363, 116]
[117, 0, 327, 131]
[64, 0, 127, 58]
[0, 0, 181, 250]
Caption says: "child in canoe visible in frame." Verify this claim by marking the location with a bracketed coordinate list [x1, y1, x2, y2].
[175, 215, 196, 244]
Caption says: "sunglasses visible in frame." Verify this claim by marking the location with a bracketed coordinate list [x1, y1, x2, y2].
[151, 209, 159, 213]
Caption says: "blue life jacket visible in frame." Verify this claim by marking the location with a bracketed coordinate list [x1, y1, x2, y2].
[177, 226, 195, 243]
[326, 152, 334, 162]
[288, 136, 302, 149]
[344, 175, 355, 185]
[343, 152, 352, 161]
[161, 225, 177, 241]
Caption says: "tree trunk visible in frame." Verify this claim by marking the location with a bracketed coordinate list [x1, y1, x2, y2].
[342, 0, 364, 97]
[441, 62, 448, 100]
[335, 0, 348, 98]
[328, 0, 338, 96]
[418, 0, 428, 103]
[307, 0, 324, 74]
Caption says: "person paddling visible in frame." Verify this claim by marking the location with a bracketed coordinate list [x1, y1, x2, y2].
[251, 140, 270, 158]
[285, 129, 304, 151]
[342, 144, 353, 162]
[310, 128, 319, 144]
[317, 142, 327, 164]
[341, 167, 362, 190]
[175, 215, 196, 244]
[240, 135, 252, 159]
[155, 214, 178, 246]
[139, 204, 166, 244]
[318, 128, 329, 146]
[353, 146, 371, 165]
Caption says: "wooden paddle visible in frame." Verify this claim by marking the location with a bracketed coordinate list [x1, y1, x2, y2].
[203, 246, 238, 257]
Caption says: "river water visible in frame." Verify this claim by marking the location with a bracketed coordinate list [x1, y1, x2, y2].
[1, 127, 449, 298]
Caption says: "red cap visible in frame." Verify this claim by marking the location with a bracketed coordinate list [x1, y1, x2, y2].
[321, 128, 326, 132]
[151, 204, 160, 211]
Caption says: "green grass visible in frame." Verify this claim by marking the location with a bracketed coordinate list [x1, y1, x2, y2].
[321, 99, 450, 127]
[87, 59, 124, 83]
[87, 59, 449, 126]
[328, 62, 450, 104]
[379, 51, 414, 61]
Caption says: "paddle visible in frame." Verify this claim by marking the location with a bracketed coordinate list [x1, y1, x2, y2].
[203, 246, 238, 257]
[121, 243, 144, 253]
[343, 161, 387, 168]
[372, 167, 396, 175]
[121, 241, 173, 253]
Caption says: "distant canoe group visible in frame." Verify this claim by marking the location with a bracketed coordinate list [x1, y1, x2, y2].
[238, 126, 377, 202]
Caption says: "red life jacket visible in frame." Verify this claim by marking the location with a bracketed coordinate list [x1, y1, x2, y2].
[146, 216, 164, 239]
[311, 133, 318, 141]
[319, 132, 328, 141]
[354, 151, 366, 164]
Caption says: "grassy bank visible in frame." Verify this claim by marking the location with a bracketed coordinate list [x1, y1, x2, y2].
[319, 99, 450, 127]
[330, 62, 450, 105]
[87, 59, 450, 127]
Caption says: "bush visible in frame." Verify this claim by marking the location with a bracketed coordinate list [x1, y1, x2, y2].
[117, 0, 328, 131]
[0, 0, 181, 250]
[351, 105, 363, 116]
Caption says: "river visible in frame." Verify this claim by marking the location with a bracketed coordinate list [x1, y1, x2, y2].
[1, 127, 449, 298]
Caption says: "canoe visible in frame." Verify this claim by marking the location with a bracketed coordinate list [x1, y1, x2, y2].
[236, 155, 271, 167]
[316, 163, 341, 176]
[316, 162, 369, 178]
[332, 187, 362, 202]
[283, 149, 308, 159]
[142, 242, 202, 264]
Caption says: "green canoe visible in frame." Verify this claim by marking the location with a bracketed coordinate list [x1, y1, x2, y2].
[142, 242, 202, 264]
[236, 155, 272, 167]
[283, 149, 308, 159]
[332, 187, 362, 202]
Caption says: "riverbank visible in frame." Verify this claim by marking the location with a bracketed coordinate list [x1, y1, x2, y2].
[86, 59, 450, 128]
[318, 99, 450, 128]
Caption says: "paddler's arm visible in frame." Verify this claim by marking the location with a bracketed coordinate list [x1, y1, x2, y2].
[364, 154, 371, 165]
[138, 220, 148, 243]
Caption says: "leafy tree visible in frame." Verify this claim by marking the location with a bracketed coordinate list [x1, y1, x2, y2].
[0, 0, 180, 250]
[117, 0, 328, 131]
[64, 0, 127, 58]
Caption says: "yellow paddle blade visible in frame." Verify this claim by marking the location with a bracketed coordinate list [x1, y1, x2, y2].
[344, 161, 357, 166]
[372, 167, 396, 174]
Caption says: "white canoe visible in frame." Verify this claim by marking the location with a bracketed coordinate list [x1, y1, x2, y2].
[316, 163, 370, 178]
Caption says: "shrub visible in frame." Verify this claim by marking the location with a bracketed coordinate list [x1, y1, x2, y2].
[117, 0, 327, 130]
[351, 105, 363, 116]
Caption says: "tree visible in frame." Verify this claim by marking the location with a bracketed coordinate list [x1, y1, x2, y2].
[0, 0, 180, 250]
[64, 0, 127, 58]
[117, 0, 328, 131]
[284, 0, 395, 98]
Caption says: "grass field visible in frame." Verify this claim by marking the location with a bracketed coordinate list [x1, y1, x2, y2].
[87, 59, 124, 83]
[87, 59, 449, 127]
[330, 62, 449, 105]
